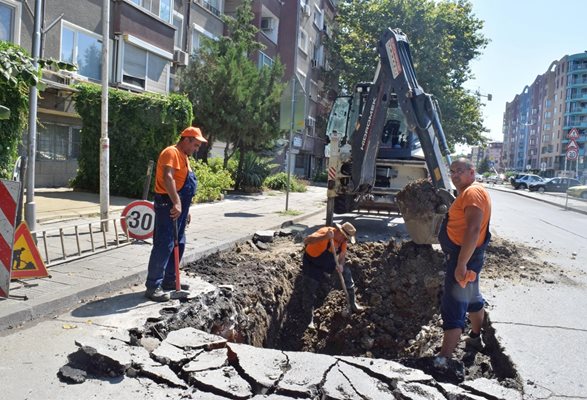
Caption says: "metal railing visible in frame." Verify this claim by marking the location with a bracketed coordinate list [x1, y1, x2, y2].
[33, 216, 137, 267]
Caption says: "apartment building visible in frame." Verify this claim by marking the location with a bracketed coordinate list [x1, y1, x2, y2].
[4, 0, 335, 186]
[503, 52, 587, 180]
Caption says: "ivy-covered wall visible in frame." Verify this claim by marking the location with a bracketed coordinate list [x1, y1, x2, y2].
[72, 83, 193, 198]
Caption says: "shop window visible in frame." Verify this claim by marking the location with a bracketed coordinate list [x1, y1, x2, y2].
[36, 124, 80, 161]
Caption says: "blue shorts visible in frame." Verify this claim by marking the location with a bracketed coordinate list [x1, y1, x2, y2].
[440, 250, 485, 331]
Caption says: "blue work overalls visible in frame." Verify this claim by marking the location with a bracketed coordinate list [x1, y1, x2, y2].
[146, 170, 197, 289]
[438, 215, 491, 331]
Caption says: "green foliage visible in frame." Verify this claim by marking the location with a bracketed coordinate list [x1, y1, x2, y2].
[477, 157, 490, 173]
[72, 83, 193, 198]
[236, 152, 277, 191]
[264, 172, 307, 192]
[312, 169, 328, 183]
[179, 0, 285, 188]
[0, 42, 32, 178]
[191, 159, 234, 203]
[327, 0, 489, 147]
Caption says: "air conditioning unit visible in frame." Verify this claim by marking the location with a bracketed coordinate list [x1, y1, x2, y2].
[301, 3, 311, 17]
[260, 17, 274, 32]
[173, 50, 189, 66]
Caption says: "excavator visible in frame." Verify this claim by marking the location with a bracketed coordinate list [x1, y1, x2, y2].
[325, 28, 454, 244]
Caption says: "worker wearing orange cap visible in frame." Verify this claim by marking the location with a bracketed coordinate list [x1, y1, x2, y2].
[145, 126, 207, 302]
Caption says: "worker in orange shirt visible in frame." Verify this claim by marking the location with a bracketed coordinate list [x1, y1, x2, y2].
[301, 222, 363, 328]
[145, 127, 207, 302]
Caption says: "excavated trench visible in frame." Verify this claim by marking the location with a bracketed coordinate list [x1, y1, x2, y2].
[133, 231, 553, 392]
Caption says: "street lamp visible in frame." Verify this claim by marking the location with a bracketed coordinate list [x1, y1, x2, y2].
[519, 120, 536, 171]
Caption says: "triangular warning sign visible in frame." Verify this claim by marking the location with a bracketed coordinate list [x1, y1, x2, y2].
[11, 222, 49, 280]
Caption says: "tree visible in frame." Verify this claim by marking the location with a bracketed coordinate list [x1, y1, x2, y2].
[180, 0, 285, 190]
[477, 156, 490, 174]
[326, 0, 489, 148]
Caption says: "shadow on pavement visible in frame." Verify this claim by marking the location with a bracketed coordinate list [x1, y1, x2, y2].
[71, 291, 152, 318]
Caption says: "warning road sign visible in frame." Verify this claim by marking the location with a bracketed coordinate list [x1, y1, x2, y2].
[120, 200, 155, 240]
[0, 179, 20, 297]
[568, 128, 580, 139]
[11, 222, 49, 280]
[567, 139, 578, 150]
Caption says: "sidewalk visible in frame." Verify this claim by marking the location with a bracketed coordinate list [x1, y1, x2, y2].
[0, 186, 328, 331]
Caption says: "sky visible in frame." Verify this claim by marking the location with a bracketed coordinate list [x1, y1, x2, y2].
[463, 0, 587, 144]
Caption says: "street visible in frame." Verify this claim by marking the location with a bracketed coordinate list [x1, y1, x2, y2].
[0, 187, 586, 399]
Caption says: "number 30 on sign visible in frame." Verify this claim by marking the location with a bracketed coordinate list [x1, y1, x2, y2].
[121, 200, 155, 240]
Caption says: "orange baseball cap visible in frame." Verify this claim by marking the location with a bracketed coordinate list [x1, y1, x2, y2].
[180, 126, 208, 143]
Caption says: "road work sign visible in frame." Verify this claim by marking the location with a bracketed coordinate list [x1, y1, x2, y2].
[121, 200, 155, 240]
[0, 179, 20, 297]
[11, 222, 49, 280]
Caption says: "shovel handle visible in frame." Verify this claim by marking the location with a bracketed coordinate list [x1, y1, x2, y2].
[330, 238, 351, 309]
[173, 219, 180, 291]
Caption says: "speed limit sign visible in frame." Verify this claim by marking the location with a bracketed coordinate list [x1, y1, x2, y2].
[121, 200, 155, 240]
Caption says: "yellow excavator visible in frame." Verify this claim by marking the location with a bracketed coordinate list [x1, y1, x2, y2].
[325, 28, 454, 244]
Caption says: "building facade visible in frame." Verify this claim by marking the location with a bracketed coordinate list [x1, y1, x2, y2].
[3, 0, 335, 186]
[503, 52, 587, 181]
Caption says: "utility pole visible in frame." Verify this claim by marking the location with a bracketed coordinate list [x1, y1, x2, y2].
[25, 0, 43, 233]
[100, 0, 110, 223]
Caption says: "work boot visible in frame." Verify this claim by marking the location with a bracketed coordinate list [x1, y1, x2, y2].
[162, 281, 190, 291]
[145, 287, 170, 302]
[347, 288, 365, 313]
[464, 331, 485, 352]
[432, 356, 465, 383]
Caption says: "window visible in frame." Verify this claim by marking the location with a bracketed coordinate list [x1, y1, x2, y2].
[36, 124, 81, 161]
[313, 6, 323, 30]
[159, 0, 172, 23]
[298, 29, 308, 54]
[122, 43, 169, 92]
[191, 30, 202, 55]
[258, 51, 273, 69]
[61, 22, 102, 81]
[173, 12, 183, 49]
[203, 0, 222, 16]
[0, 0, 20, 43]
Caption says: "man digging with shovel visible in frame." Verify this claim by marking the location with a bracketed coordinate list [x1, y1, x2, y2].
[144, 126, 207, 302]
[301, 222, 363, 329]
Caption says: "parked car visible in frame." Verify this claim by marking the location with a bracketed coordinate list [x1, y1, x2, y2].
[509, 173, 526, 187]
[513, 174, 544, 190]
[566, 185, 587, 199]
[486, 174, 505, 184]
[475, 174, 484, 182]
[529, 177, 581, 193]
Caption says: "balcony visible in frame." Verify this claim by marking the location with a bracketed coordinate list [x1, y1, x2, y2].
[112, 1, 175, 51]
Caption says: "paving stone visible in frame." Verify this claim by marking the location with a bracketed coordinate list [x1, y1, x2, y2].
[438, 382, 487, 400]
[337, 355, 432, 385]
[337, 361, 396, 399]
[140, 363, 188, 388]
[254, 231, 275, 243]
[462, 378, 523, 400]
[251, 395, 296, 400]
[277, 351, 337, 397]
[139, 336, 160, 352]
[395, 382, 446, 399]
[189, 366, 252, 399]
[227, 343, 287, 389]
[192, 391, 232, 399]
[151, 340, 201, 365]
[183, 348, 228, 372]
[164, 327, 226, 350]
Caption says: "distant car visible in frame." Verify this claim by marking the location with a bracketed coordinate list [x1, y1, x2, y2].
[475, 174, 484, 182]
[513, 174, 544, 190]
[529, 177, 581, 193]
[566, 185, 587, 199]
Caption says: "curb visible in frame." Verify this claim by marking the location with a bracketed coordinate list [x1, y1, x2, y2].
[487, 185, 587, 216]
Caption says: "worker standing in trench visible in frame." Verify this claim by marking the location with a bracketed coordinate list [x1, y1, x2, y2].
[434, 158, 492, 378]
[301, 222, 363, 329]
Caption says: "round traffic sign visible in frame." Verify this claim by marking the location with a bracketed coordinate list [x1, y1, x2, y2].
[120, 200, 155, 240]
[566, 149, 578, 161]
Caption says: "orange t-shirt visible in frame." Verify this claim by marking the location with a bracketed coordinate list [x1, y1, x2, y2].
[447, 183, 491, 247]
[154, 145, 191, 194]
[305, 227, 347, 257]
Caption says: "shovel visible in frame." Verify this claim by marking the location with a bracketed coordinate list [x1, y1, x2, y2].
[330, 238, 352, 316]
